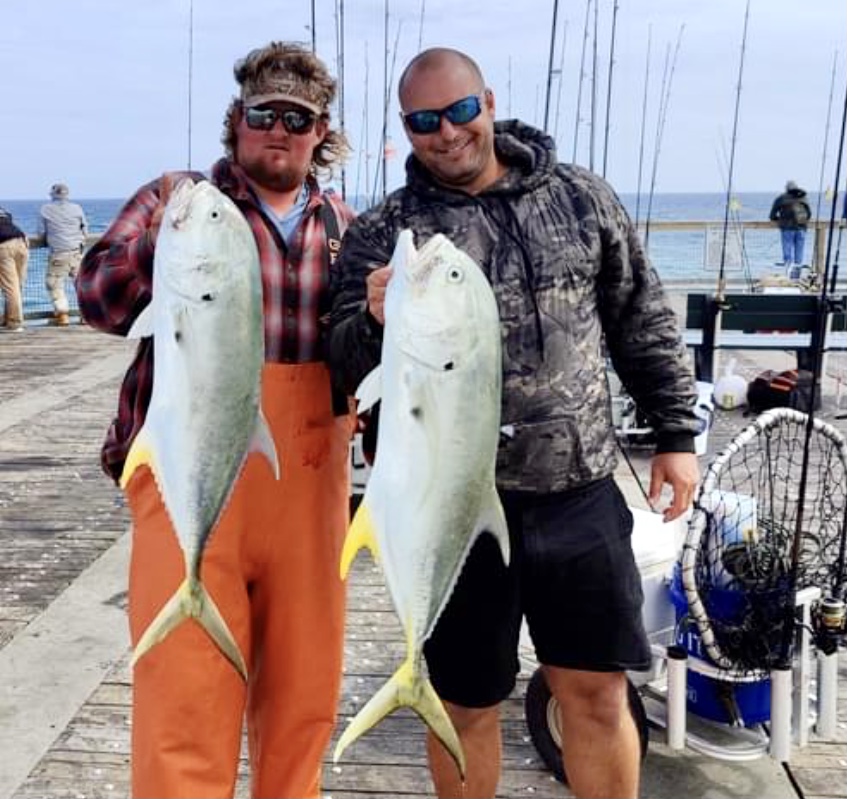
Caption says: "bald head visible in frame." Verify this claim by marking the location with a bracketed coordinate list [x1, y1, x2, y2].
[398, 48, 485, 108]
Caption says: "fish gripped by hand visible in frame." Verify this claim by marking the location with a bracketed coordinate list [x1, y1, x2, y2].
[334, 230, 509, 777]
[121, 178, 279, 680]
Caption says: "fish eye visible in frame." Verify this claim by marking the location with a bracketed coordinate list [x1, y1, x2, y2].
[209, 208, 222, 222]
[446, 267, 464, 283]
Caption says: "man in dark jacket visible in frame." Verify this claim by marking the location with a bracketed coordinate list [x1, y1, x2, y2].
[769, 180, 812, 269]
[329, 48, 699, 799]
[0, 208, 29, 331]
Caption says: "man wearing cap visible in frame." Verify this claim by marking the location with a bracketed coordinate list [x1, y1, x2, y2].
[39, 183, 88, 325]
[77, 42, 355, 798]
[769, 180, 812, 271]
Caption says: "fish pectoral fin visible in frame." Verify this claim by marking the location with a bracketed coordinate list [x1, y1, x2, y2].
[252, 409, 280, 479]
[340, 499, 380, 579]
[333, 657, 466, 779]
[131, 578, 248, 682]
[355, 365, 383, 415]
[476, 487, 510, 567]
[120, 428, 157, 489]
[126, 303, 154, 339]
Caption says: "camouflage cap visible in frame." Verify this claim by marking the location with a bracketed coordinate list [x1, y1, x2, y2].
[234, 42, 333, 116]
[50, 183, 69, 200]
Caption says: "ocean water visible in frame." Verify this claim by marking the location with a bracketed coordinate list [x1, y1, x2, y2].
[1, 190, 813, 233]
[2, 190, 840, 319]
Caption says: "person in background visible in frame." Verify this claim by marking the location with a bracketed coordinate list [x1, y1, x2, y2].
[769, 180, 812, 272]
[76, 41, 355, 798]
[39, 183, 88, 326]
[329, 47, 700, 799]
[0, 206, 29, 332]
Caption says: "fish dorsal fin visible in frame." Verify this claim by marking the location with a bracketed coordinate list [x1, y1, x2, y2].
[340, 498, 381, 578]
[127, 303, 154, 339]
[355, 365, 383, 415]
[475, 487, 510, 567]
[390, 229, 417, 273]
[251, 410, 280, 479]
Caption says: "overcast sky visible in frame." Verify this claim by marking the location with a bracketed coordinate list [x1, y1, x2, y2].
[2, 0, 845, 200]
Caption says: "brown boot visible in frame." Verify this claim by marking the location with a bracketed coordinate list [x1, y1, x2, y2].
[53, 312, 70, 327]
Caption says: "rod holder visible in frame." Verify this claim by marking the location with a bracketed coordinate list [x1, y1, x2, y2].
[666, 645, 687, 750]
[769, 665, 793, 762]
[816, 649, 839, 738]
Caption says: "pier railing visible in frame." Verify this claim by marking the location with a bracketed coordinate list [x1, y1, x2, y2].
[4, 221, 845, 324]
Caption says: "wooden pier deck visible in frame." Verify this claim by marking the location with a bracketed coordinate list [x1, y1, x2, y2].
[1, 322, 845, 798]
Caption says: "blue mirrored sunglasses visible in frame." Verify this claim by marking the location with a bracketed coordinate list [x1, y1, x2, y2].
[403, 94, 484, 135]
[244, 106, 317, 135]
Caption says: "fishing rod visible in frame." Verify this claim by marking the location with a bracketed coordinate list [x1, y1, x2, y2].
[643, 25, 683, 251]
[507, 56, 513, 119]
[417, 0, 426, 50]
[543, 0, 560, 133]
[572, 0, 592, 163]
[813, 50, 839, 276]
[633, 26, 652, 229]
[310, 0, 316, 52]
[373, 14, 403, 204]
[380, 0, 389, 201]
[354, 44, 370, 205]
[335, 0, 347, 200]
[777, 67, 847, 667]
[186, 0, 194, 170]
[829, 170, 847, 295]
[601, 0, 620, 179]
[589, 0, 599, 171]
[715, 138, 754, 291]
[643, 42, 671, 246]
[715, 0, 750, 303]
[553, 21, 569, 141]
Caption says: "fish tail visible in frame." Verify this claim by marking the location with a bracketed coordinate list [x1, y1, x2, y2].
[131, 578, 248, 681]
[333, 657, 466, 778]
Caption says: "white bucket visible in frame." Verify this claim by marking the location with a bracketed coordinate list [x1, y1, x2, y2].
[694, 381, 714, 456]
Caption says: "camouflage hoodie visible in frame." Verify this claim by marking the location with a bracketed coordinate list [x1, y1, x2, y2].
[329, 120, 698, 493]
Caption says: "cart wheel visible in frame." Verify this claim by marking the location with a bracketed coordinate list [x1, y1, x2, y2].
[524, 667, 649, 784]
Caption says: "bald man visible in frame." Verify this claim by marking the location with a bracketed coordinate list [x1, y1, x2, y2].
[329, 47, 700, 799]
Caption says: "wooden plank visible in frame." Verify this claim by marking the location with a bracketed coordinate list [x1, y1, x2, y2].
[3, 318, 847, 799]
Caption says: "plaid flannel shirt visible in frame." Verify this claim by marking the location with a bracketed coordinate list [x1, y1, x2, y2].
[76, 158, 355, 482]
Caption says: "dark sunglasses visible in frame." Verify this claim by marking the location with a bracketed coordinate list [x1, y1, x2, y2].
[244, 106, 317, 135]
[403, 94, 484, 135]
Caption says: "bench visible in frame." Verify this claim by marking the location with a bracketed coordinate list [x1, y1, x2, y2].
[682, 292, 847, 382]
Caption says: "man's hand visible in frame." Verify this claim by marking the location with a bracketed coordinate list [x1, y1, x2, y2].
[366, 266, 393, 325]
[147, 173, 176, 247]
[648, 451, 700, 522]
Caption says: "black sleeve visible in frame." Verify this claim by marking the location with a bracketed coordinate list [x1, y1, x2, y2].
[328, 213, 397, 396]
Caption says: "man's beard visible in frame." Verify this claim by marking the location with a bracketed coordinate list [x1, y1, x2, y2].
[240, 156, 307, 193]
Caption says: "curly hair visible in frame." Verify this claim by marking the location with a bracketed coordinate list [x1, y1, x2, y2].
[221, 42, 349, 176]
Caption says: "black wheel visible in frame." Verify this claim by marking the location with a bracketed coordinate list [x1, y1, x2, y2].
[524, 667, 649, 784]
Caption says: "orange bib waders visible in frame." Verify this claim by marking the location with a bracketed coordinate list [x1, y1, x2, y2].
[127, 363, 351, 798]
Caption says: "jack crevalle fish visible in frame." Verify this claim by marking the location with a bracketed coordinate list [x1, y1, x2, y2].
[122, 178, 278, 680]
[334, 230, 509, 776]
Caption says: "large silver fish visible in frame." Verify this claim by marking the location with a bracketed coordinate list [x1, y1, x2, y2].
[334, 230, 509, 776]
[121, 178, 278, 680]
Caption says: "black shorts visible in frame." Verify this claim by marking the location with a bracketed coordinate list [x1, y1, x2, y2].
[423, 476, 651, 708]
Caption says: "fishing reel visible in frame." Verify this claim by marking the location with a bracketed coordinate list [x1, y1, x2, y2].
[811, 596, 847, 655]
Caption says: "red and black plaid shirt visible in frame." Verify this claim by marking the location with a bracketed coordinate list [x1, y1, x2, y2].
[76, 158, 355, 482]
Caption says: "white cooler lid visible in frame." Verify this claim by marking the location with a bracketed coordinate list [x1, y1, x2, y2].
[630, 507, 685, 570]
